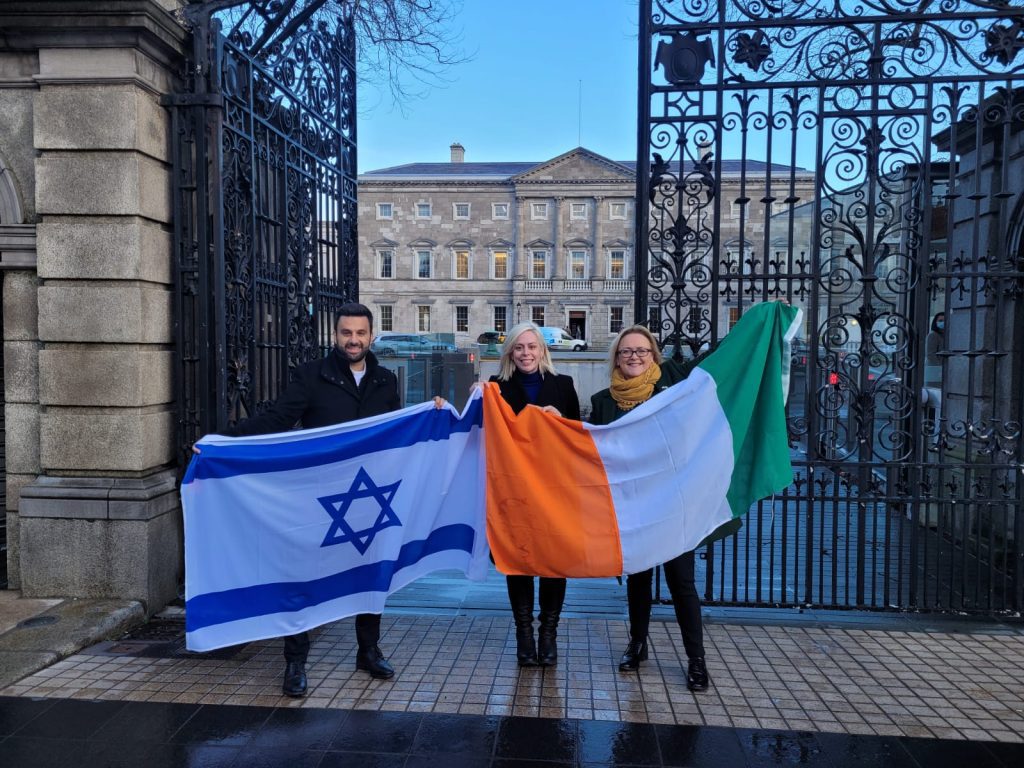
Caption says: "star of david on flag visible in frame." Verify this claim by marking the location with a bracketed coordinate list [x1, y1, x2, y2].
[318, 467, 402, 553]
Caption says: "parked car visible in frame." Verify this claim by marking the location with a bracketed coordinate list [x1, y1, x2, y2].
[371, 333, 457, 356]
[476, 330, 506, 345]
[540, 326, 587, 351]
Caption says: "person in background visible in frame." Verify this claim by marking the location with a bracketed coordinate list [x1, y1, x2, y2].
[489, 322, 581, 666]
[589, 324, 712, 692]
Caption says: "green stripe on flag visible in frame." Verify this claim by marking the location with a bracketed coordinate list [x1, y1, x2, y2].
[698, 302, 802, 518]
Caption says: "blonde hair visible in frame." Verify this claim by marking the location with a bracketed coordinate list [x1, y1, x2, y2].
[497, 322, 556, 381]
[607, 325, 663, 376]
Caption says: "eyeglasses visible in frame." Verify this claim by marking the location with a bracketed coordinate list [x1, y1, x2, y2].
[617, 348, 653, 359]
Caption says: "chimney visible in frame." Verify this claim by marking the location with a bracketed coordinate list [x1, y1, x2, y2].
[450, 142, 465, 163]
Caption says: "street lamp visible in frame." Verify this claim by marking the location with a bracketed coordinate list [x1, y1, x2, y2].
[516, 301, 521, 322]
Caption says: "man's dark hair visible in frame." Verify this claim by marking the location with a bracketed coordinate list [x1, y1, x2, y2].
[335, 303, 374, 331]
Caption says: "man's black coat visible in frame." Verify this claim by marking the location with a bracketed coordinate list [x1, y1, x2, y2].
[225, 348, 400, 436]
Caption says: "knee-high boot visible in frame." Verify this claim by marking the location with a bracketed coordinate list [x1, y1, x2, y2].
[507, 575, 537, 666]
[537, 577, 567, 666]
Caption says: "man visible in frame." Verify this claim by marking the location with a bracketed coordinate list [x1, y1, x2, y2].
[196, 303, 402, 696]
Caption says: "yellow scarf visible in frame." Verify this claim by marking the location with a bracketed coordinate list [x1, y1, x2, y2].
[609, 362, 662, 411]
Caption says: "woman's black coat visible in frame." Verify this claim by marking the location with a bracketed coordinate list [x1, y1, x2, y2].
[489, 370, 581, 420]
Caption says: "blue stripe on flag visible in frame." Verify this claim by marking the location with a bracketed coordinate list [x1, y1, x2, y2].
[184, 523, 476, 633]
[184, 398, 482, 483]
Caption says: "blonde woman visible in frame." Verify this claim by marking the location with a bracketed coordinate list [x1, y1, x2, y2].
[589, 324, 711, 691]
[489, 322, 580, 665]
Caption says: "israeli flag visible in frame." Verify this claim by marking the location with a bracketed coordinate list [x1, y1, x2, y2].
[181, 394, 488, 652]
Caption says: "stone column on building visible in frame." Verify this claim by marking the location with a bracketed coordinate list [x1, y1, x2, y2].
[552, 196, 563, 280]
[513, 196, 526, 279]
[593, 195, 604, 282]
[6, 1, 187, 610]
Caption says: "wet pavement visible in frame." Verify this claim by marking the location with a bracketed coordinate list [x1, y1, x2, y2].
[1, 568, 1022, 766]
[1, 695, 1022, 766]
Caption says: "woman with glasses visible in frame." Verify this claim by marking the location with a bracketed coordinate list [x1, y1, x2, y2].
[589, 324, 711, 691]
[490, 322, 581, 666]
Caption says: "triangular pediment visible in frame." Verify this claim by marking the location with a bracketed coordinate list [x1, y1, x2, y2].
[370, 238, 398, 248]
[603, 238, 631, 248]
[486, 238, 515, 249]
[445, 237, 475, 248]
[512, 147, 635, 183]
[525, 238, 553, 249]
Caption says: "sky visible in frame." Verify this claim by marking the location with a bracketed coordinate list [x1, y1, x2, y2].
[355, 0, 641, 173]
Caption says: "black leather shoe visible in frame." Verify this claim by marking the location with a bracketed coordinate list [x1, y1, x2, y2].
[282, 660, 307, 697]
[618, 638, 648, 671]
[356, 645, 395, 679]
[687, 656, 710, 691]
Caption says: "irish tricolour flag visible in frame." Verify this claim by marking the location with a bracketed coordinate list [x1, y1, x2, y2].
[485, 301, 801, 578]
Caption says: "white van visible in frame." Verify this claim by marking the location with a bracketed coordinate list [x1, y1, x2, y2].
[540, 327, 587, 351]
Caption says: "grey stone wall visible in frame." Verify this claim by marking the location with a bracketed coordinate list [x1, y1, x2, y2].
[1, 0, 187, 609]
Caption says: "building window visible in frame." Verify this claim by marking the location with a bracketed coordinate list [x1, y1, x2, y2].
[376, 202, 393, 220]
[570, 250, 587, 279]
[492, 250, 508, 279]
[610, 306, 624, 334]
[609, 201, 627, 220]
[377, 250, 394, 279]
[455, 305, 469, 333]
[416, 202, 432, 218]
[492, 202, 509, 219]
[531, 250, 547, 279]
[728, 306, 741, 330]
[454, 249, 470, 279]
[493, 306, 508, 333]
[417, 305, 431, 333]
[416, 250, 432, 279]
[570, 202, 587, 220]
[531, 202, 548, 220]
[687, 305, 702, 334]
[532, 306, 545, 326]
[380, 305, 394, 332]
[453, 202, 471, 220]
[608, 250, 626, 279]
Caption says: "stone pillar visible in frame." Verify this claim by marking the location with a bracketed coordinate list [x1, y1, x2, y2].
[3, 270, 40, 589]
[8, 2, 187, 610]
[593, 195, 604, 280]
[552, 197, 563, 279]
[513, 197, 526, 279]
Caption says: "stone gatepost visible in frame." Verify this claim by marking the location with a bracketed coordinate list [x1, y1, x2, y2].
[8, 1, 188, 611]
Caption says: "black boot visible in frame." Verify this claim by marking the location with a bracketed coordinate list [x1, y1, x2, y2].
[507, 576, 537, 666]
[537, 578, 566, 667]
[356, 645, 395, 679]
[687, 656, 710, 691]
[619, 638, 648, 671]
[282, 660, 307, 697]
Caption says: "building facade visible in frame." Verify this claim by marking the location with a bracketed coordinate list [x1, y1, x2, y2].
[357, 145, 817, 349]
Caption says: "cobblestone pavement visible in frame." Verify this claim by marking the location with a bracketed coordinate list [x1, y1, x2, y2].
[3, 614, 1023, 743]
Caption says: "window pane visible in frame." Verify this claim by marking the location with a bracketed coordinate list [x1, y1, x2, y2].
[417, 203, 431, 217]
[609, 250, 625, 279]
[532, 203, 546, 218]
[571, 202, 586, 219]
[493, 203, 508, 218]
[380, 305, 393, 332]
[455, 250, 469, 279]
[493, 251, 507, 279]
[378, 250, 393, 278]
[611, 202, 626, 218]
[493, 306, 507, 333]
[610, 306, 623, 334]
[570, 250, 586, 279]
[417, 250, 431, 279]
[455, 305, 469, 333]
[532, 306, 545, 325]
[418, 306, 431, 332]
[455, 203, 470, 218]
[377, 203, 392, 218]
[531, 250, 546, 279]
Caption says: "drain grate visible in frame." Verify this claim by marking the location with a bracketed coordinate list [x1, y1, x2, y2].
[84, 619, 254, 661]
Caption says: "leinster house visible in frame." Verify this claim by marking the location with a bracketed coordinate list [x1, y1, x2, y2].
[357, 144, 817, 348]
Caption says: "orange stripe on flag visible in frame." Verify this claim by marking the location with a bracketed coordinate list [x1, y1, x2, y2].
[483, 383, 622, 577]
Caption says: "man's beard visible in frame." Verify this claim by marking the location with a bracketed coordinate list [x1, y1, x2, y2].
[338, 343, 368, 364]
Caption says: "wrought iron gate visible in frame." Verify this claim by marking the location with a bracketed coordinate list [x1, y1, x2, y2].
[637, 0, 1024, 612]
[169, 2, 358, 457]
